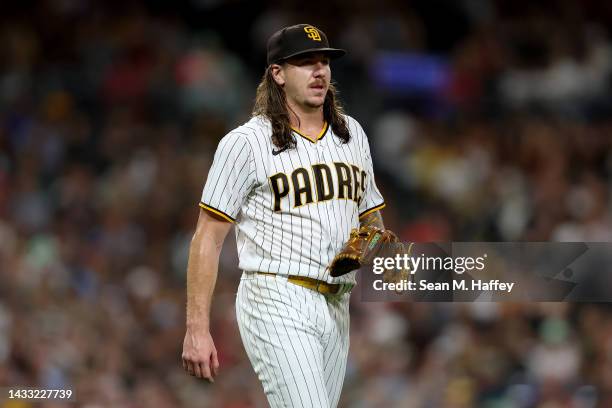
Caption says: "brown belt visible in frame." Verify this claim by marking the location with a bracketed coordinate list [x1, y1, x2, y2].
[256, 272, 353, 296]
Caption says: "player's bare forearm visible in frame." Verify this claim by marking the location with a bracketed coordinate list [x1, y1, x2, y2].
[183, 209, 230, 382]
[359, 210, 384, 229]
[185, 235, 220, 331]
[185, 209, 232, 331]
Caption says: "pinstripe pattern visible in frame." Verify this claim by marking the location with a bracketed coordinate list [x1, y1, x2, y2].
[201, 115, 382, 407]
[200, 115, 384, 285]
[236, 273, 350, 407]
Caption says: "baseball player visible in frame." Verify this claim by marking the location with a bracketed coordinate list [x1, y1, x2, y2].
[182, 24, 386, 407]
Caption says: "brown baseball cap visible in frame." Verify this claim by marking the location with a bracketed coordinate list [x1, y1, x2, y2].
[267, 24, 346, 65]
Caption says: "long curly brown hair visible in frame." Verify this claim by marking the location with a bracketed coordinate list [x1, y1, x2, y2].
[252, 66, 350, 151]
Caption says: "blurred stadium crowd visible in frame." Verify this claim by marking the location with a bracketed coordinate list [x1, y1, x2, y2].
[1, 0, 612, 407]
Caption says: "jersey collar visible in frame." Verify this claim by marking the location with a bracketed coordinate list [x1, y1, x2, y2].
[291, 121, 329, 143]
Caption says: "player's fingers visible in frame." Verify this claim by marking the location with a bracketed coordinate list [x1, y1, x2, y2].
[192, 361, 203, 379]
[212, 350, 220, 377]
[201, 358, 213, 383]
[185, 360, 195, 376]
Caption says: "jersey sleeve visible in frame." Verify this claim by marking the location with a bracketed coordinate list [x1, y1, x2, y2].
[200, 132, 254, 223]
[356, 122, 385, 218]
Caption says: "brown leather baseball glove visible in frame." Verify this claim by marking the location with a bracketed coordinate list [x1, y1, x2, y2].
[328, 225, 399, 277]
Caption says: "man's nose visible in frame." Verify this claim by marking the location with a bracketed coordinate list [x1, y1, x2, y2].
[313, 62, 326, 76]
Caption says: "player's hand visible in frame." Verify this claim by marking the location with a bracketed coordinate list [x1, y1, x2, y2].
[182, 327, 220, 382]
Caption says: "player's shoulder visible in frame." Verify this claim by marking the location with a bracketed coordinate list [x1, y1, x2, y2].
[342, 114, 368, 144]
[343, 114, 366, 134]
[221, 116, 271, 148]
[343, 114, 359, 127]
[230, 116, 271, 138]
[218, 116, 270, 148]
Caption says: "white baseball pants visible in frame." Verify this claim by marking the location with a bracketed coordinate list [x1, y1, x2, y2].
[236, 272, 351, 408]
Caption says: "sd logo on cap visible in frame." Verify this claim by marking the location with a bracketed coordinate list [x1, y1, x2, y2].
[267, 23, 346, 65]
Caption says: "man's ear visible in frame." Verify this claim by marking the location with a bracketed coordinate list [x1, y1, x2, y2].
[270, 64, 285, 86]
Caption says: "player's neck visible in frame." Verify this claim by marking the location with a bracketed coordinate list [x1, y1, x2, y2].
[286, 101, 325, 134]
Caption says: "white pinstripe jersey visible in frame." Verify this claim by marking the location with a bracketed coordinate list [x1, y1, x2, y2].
[200, 114, 384, 284]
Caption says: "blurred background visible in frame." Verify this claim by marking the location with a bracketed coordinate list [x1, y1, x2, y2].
[1, 0, 612, 407]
